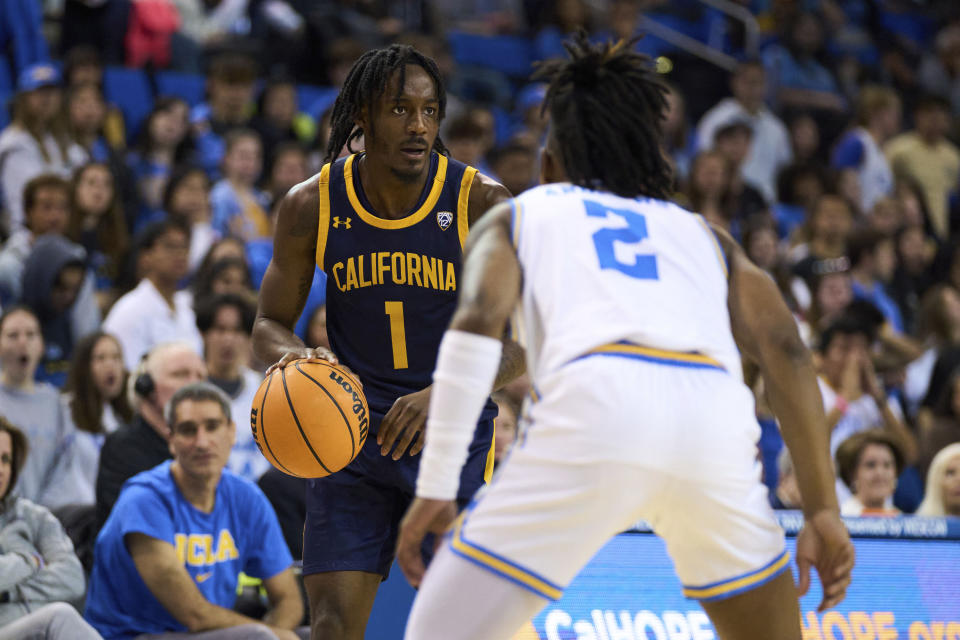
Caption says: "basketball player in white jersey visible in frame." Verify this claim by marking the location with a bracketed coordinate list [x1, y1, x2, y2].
[397, 35, 855, 640]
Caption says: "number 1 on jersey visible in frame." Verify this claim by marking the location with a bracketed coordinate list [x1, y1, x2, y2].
[385, 301, 409, 369]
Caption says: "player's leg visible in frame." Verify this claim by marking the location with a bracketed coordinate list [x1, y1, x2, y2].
[303, 571, 382, 640]
[700, 570, 801, 640]
[301, 454, 403, 640]
[404, 445, 651, 640]
[405, 543, 548, 640]
[647, 369, 801, 640]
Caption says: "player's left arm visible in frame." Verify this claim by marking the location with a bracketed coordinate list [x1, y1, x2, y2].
[260, 567, 304, 630]
[397, 202, 522, 588]
[378, 175, 524, 460]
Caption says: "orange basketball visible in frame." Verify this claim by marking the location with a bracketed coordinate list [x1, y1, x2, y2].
[250, 359, 369, 478]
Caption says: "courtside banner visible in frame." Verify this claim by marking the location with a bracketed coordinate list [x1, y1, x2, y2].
[511, 515, 960, 640]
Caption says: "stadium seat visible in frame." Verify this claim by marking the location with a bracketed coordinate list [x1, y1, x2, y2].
[156, 70, 206, 106]
[103, 67, 154, 138]
[447, 31, 534, 79]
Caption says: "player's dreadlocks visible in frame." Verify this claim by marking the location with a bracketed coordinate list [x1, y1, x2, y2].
[324, 44, 449, 164]
[534, 33, 673, 200]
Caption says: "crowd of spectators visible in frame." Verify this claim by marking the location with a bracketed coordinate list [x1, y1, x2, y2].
[2, 0, 960, 637]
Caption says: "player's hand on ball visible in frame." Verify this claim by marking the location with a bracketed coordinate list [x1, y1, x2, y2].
[266, 347, 355, 379]
[396, 497, 458, 588]
[795, 510, 855, 612]
[379, 386, 431, 459]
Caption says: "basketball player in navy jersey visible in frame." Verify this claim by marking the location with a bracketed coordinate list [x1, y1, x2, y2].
[252, 45, 524, 639]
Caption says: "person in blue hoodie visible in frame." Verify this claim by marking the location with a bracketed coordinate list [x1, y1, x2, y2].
[20, 235, 94, 388]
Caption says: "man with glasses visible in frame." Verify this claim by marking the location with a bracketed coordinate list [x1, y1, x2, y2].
[104, 219, 203, 370]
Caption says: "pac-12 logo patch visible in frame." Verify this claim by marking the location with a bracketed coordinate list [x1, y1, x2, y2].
[437, 211, 453, 230]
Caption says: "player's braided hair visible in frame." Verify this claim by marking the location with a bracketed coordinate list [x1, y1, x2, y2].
[533, 32, 673, 200]
[324, 44, 449, 164]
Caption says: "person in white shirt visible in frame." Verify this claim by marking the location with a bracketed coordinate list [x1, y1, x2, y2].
[696, 60, 792, 203]
[830, 86, 900, 213]
[103, 219, 203, 370]
[195, 292, 265, 482]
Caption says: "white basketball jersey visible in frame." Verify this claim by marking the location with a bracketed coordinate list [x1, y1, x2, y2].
[510, 184, 742, 380]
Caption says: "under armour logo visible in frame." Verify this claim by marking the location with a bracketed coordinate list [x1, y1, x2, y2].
[332, 217, 352, 229]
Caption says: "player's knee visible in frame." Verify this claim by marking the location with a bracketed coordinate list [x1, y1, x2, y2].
[309, 603, 353, 640]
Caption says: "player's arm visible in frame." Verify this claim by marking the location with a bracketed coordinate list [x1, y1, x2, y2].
[397, 203, 521, 587]
[714, 226, 854, 611]
[260, 567, 303, 630]
[469, 173, 526, 389]
[125, 533, 268, 633]
[252, 177, 335, 369]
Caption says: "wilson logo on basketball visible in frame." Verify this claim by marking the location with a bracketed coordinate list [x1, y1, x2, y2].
[249, 408, 263, 454]
[329, 371, 369, 442]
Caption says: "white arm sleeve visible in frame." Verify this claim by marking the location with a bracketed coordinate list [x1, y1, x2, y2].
[416, 330, 503, 500]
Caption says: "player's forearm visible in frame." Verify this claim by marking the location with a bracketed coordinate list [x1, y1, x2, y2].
[760, 333, 840, 518]
[180, 600, 263, 632]
[252, 316, 307, 365]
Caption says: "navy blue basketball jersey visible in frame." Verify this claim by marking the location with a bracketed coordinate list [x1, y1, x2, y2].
[316, 152, 496, 423]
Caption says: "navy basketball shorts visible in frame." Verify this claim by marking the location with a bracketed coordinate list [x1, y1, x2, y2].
[302, 413, 495, 578]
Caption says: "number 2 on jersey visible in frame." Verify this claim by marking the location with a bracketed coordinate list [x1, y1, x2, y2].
[385, 301, 408, 369]
[584, 200, 659, 280]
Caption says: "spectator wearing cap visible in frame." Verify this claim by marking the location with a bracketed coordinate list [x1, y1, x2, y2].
[191, 54, 259, 180]
[103, 219, 204, 371]
[696, 60, 792, 202]
[830, 86, 901, 213]
[0, 63, 87, 234]
[885, 95, 960, 239]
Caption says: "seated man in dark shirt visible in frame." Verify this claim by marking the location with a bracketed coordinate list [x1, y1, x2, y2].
[95, 341, 207, 528]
